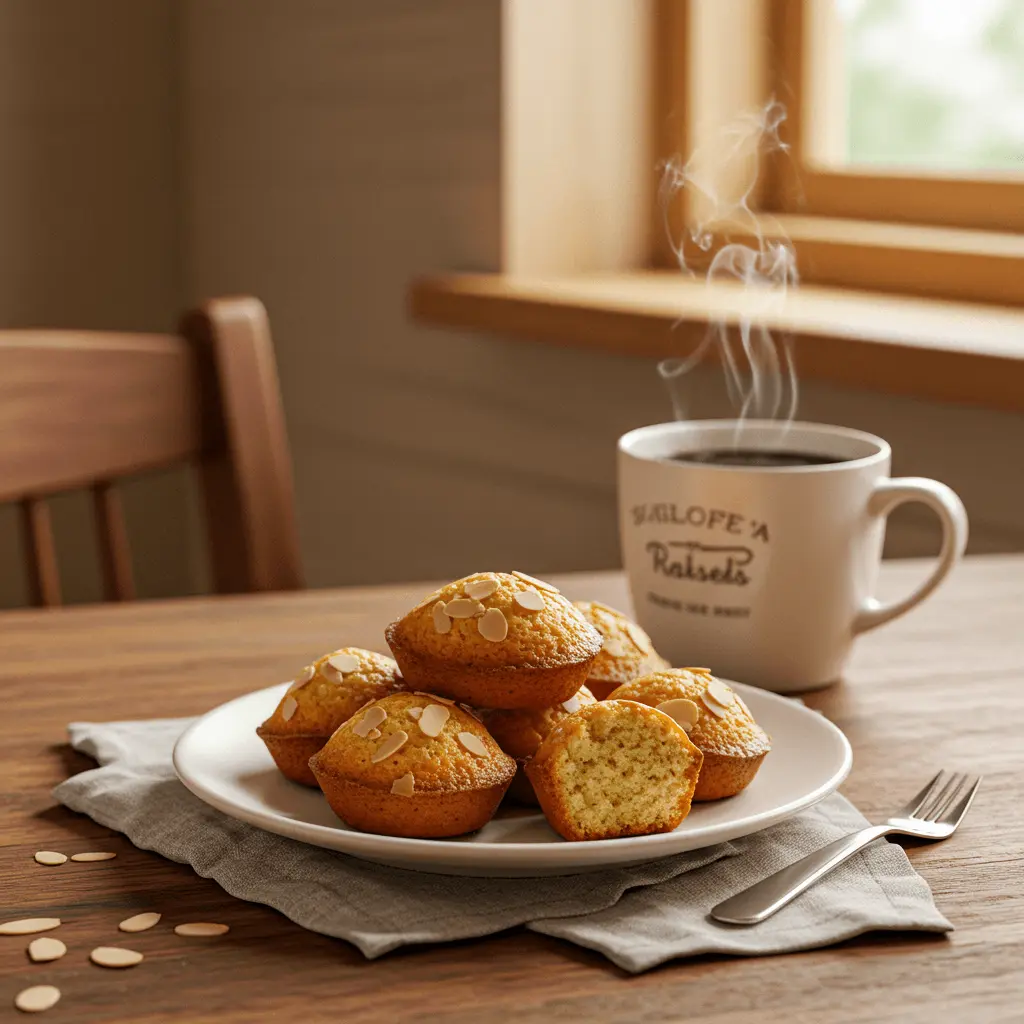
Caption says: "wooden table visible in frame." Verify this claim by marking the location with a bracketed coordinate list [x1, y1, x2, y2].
[2, 557, 1022, 1023]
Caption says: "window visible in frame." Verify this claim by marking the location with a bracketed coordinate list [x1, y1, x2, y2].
[770, 0, 1024, 233]
[833, 0, 1024, 175]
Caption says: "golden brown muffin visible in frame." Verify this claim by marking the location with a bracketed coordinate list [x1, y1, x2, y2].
[309, 691, 516, 837]
[482, 686, 597, 804]
[385, 572, 603, 710]
[525, 700, 703, 841]
[608, 669, 771, 801]
[574, 601, 672, 700]
[256, 648, 405, 786]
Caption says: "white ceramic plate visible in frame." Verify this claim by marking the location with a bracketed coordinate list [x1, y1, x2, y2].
[173, 681, 851, 877]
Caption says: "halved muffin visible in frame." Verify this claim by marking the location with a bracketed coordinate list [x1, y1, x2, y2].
[481, 686, 597, 804]
[257, 648, 404, 786]
[385, 572, 602, 709]
[525, 700, 703, 841]
[574, 601, 671, 699]
[309, 691, 516, 837]
[608, 669, 770, 800]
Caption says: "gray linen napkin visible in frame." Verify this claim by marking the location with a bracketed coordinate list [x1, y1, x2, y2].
[53, 718, 951, 973]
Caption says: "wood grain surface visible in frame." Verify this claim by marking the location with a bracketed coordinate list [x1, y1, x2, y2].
[1, 559, 1021, 1023]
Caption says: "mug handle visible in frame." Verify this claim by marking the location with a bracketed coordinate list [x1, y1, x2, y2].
[853, 477, 968, 635]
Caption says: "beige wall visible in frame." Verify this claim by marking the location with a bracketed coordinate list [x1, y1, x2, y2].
[3, 1, 1021, 608]
[0, 0, 194, 607]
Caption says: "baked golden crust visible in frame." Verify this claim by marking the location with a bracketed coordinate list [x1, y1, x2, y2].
[608, 669, 771, 801]
[309, 691, 516, 837]
[525, 701, 703, 841]
[256, 647, 404, 786]
[481, 686, 596, 805]
[385, 572, 602, 709]
[574, 601, 671, 699]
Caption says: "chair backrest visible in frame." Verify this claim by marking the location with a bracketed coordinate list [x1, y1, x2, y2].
[0, 296, 304, 606]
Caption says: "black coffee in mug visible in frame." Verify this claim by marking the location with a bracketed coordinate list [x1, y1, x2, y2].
[669, 448, 849, 468]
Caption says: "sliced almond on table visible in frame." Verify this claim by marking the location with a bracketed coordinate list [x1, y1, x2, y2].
[27, 937, 66, 963]
[90, 946, 143, 968]
[0, 919, 60, 935]
[352, 705, 387, 738]
[71, 852, 117, 863]
[327, 652, 360, 675]
[390, 772, 415, 796]
[33, 851, 66, 866]
[14, 985, 61, 1013]
[513, 588, 545, 611]
[444, 598, 483, 619]
[432, 601, 452, 634]
[371, 730, 409, 763]
[511, 571, 559, 593]
[174, 922, 229, 937]
[477, 608, 508, 642]
[281, 696, 298, 722]
[119, 912, 161, 933]
[418, 704, 450, 738]
[657, 698, 700, 732]
[457, 732, 488, 757]
[464, 577, 498, 600]
[413, 691, 454, 705]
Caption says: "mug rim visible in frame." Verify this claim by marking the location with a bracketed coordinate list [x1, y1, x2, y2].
[618, 419, 891, 473]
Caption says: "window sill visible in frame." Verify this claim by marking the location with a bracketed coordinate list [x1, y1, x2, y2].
[409, 271, 1024, 413]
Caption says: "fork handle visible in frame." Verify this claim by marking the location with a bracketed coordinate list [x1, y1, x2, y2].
[710, 824, 894, 925]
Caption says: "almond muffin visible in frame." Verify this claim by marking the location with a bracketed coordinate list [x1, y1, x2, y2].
[481, 686, 597, 804]
[608, 669, 770, 800]
[574, 601, 671, 699]
[525, 700, 703, 841]
[257, 648, 405, 786]
[385, 572, 603, 710]
[309, 691, 516, 837]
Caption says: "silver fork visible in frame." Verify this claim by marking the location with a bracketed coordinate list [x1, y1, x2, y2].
[711, 770, 982, 925]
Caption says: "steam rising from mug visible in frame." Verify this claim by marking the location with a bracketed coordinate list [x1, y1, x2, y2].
[658, 101, 799, 426]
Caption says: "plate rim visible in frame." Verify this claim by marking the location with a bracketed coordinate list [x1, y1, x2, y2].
[173, 680, 852, 868]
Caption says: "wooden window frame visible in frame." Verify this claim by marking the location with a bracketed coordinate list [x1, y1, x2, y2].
[769, 0, 1024, 236]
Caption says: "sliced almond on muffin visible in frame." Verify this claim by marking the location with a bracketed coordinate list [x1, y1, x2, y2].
[385, 572, 602, 710]
[309, 692, 516, 838]
[257, 648, 405, 786]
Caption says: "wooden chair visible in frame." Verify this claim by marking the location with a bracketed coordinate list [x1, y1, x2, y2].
[0, 297, 304, 606]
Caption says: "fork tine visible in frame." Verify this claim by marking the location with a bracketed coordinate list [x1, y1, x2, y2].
[927, 773, 968, 821]
[896, 770, 945, 818]
[939, 775, 982, 827]
[919, 772, 964, 821]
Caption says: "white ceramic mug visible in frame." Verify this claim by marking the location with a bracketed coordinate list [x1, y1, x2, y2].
[618, 420, 968, 693]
